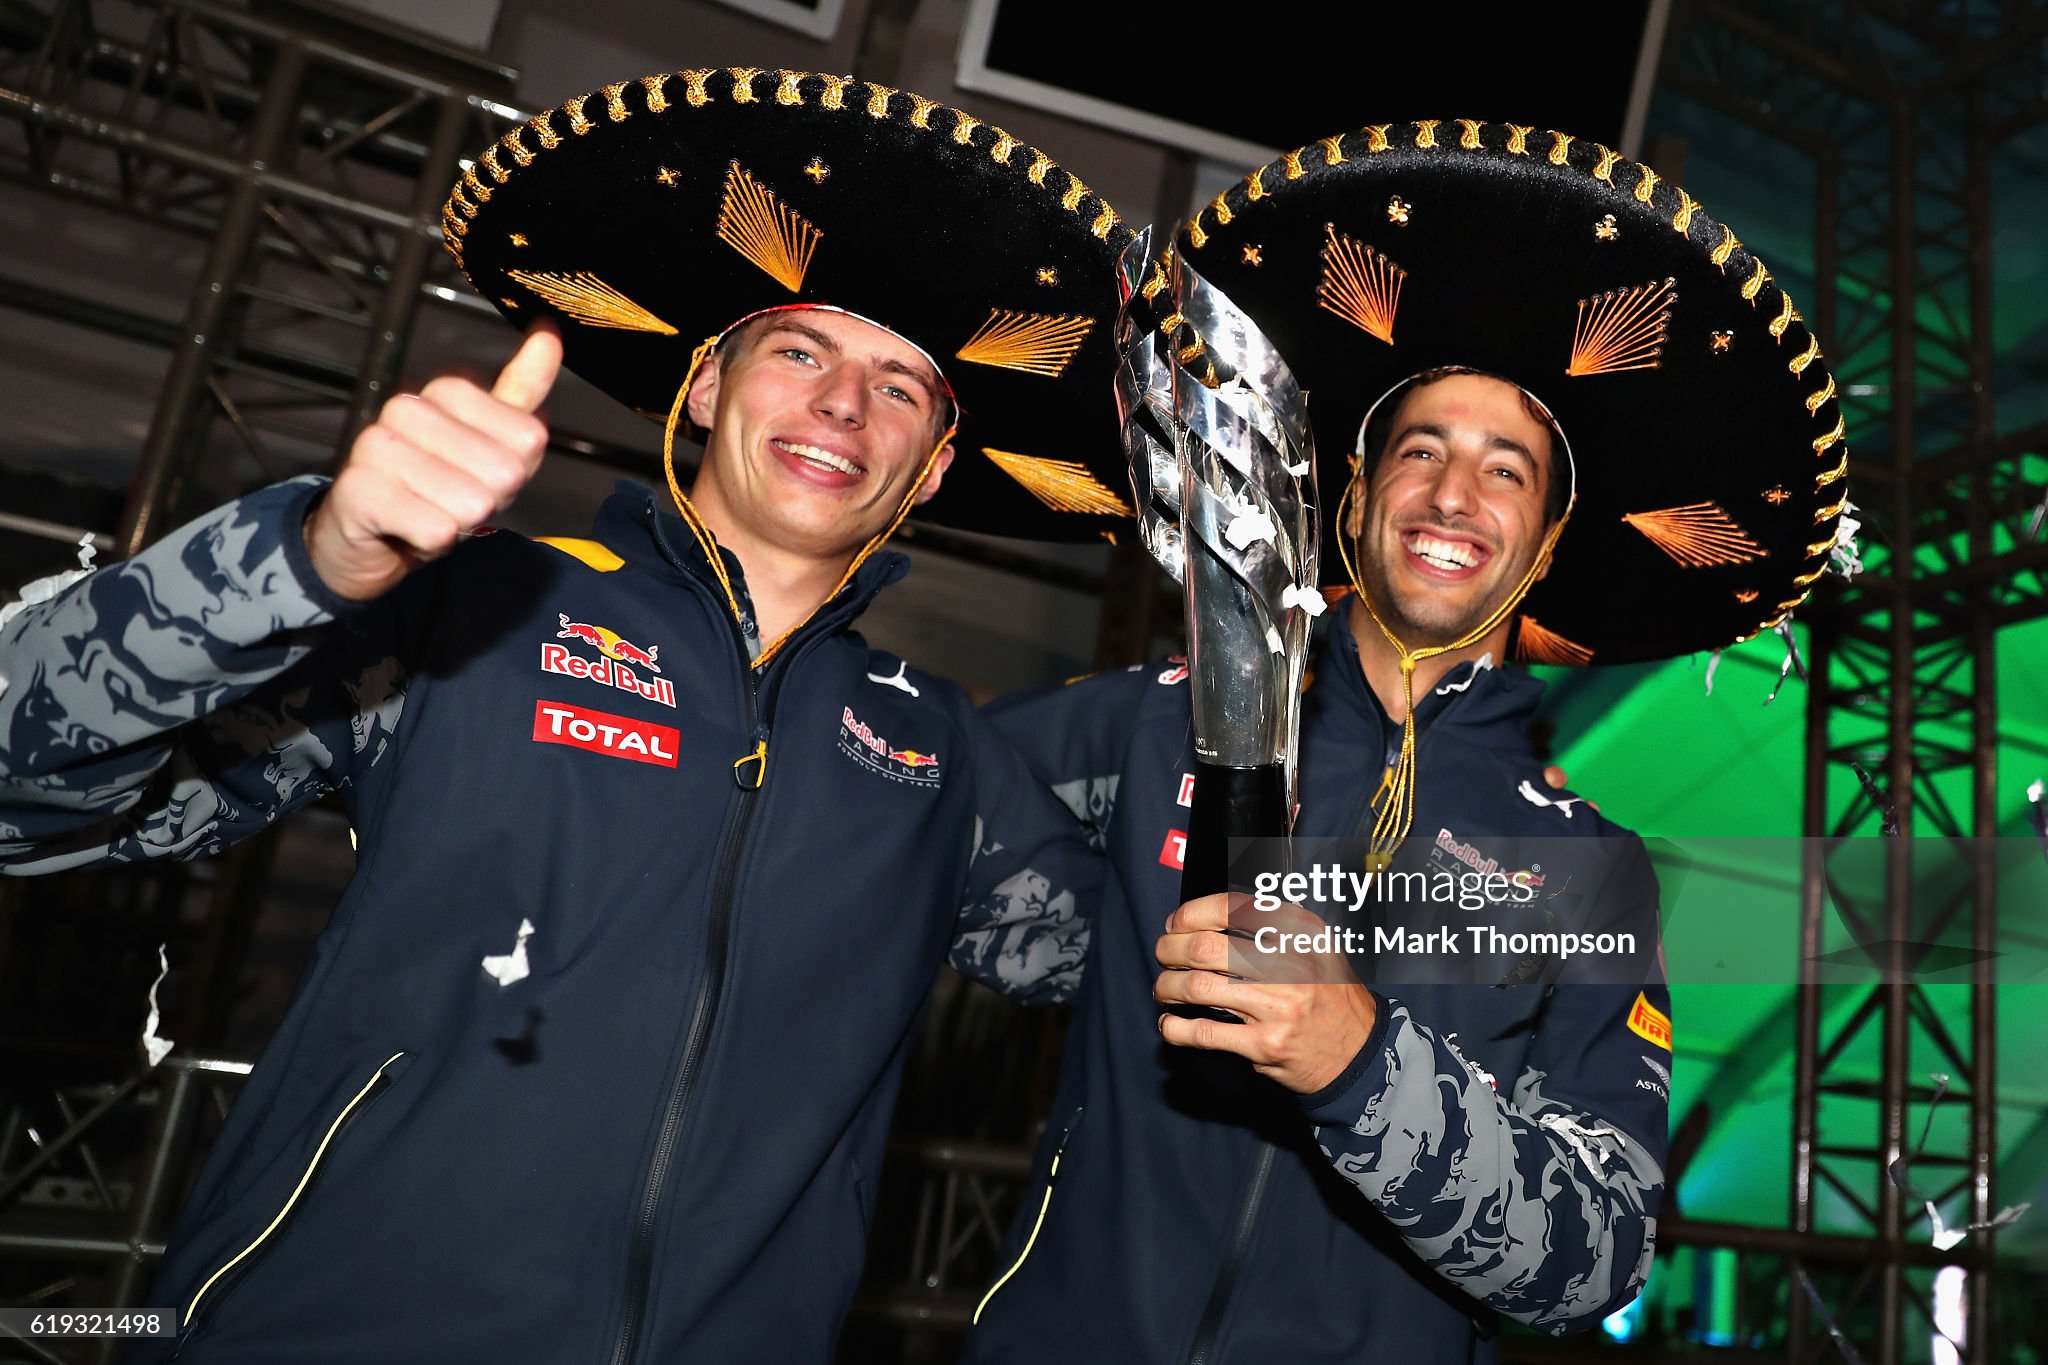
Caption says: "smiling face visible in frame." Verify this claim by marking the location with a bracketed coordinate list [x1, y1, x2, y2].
[683, 307, 956, 564]
[1348, 371, 1562, 649]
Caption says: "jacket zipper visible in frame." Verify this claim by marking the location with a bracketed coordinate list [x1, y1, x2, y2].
[1184, 1139, 1276, 1365]
[179, 1051, 406, 1336]
[608, 517, 860, 1365]
[973, 1106, 1083, 1324]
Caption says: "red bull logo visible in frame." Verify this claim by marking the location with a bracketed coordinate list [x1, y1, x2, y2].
[545, 616, 675, 708]
[558, 615, 661, 674]
[838, 706, 942, 788]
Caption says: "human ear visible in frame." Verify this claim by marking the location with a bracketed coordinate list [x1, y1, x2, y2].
[684, 352, 724, 430]
[911, 443, 957, 505]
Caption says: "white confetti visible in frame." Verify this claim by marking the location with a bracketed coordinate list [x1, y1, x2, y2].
[1286, 459, 1311, 477]
[2029, 778, 2044, 805]
[1518, 779, 1585, 818]
[1830, 501, 1863, 579]
[1265, 624, 1286, 656]
[1703, 650, 1722, 697]
[141, 944, 174, 1067]
[481, 919, 537, 986]
[1279, 583, 1327, 617]
[1224, 507, 1277, 551]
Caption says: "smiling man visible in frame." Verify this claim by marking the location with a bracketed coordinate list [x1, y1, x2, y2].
[966, 122, 1851, 1363]
[0, 71, 1131, 1363]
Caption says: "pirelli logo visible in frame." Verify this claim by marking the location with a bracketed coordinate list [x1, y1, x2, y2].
[1627, 992, 1673, 1051]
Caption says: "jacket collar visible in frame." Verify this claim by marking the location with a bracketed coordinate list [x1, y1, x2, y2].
[1314, 600, 1547, 748]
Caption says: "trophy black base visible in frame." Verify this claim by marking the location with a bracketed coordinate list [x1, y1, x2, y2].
[1179, 760, 1289, 904]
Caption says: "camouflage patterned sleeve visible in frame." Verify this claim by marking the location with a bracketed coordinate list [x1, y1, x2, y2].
[1303, 840, 1669, 1334]
[948, 703, 1099, 1006]
[0, 477, 410, 874]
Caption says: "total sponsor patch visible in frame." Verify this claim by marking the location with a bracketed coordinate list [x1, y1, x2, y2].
[838, 706, 942, 788]
[532, 700, 679, 768]
[1627, 991, 1673, 1051]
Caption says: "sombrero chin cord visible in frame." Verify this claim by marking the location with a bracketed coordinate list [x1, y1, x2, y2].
[660, 335, 955, 670]
[1336, 471, 1574, 868]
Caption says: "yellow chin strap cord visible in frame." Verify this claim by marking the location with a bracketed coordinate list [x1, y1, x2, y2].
[660, 335, 955, 671]
[1335, 470, 1575, 868]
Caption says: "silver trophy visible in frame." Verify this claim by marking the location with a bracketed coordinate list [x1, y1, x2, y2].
[1116, 231, 1320, 900]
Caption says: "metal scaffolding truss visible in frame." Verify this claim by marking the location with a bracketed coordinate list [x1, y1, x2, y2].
[1664, 1, 2048, 1361]
[0, 0, 522, 552]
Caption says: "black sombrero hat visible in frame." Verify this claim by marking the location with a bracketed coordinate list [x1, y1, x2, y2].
[1157, 119, 1850, 666]
[442, 67, 1135, 542]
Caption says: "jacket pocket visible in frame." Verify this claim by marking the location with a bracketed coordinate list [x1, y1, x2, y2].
[177, 1051, 409, 1342]
[973, 1105, 1083, 1325]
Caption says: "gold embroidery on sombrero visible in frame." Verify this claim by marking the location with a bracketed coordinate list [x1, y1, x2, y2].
[1567, 279, 1675, 377]
[681, 70, 714, 106]
[1414, 120, 1440, 149]
[531, 110, 560, 148]
[1711, 224, 1741, 268]
[715, 162, 822, 293]
[1770, 293, 1804, 339]
[1812, 413, 1847, 454]
[503, 130, 534, 167]
[1458, 118, 1483, 150]
[1063, 172, 1093, 213]
[1516, 616, 1594, 666]
[1805, 374, 1837, 415]
[1318, 226, 1405, 345]
[564, 94, 594, 136]
[955, 310, 1095, 378]
[907, 94, 941, 129]
[1320, 134, 1348, 165]
[1622, 502, 1766, 567]
[1027, 152, 1053, 186]
[952, 112, 981, 145]
[1710, 330, 1734, 352]
[983, 450, 1133, 516]
[1735, 589, 1759, 602]
[1791, 334, 1822, 374]
[1186, 214, 1209, 250]
[602, 83, 630, 122]
[1506, 124, 1533, 154]
[1791, 562, 1829, 588]
[989, 129, 1020, 164]
[507, 272, 678, 335]
[728, 68, 763, 103]
[864, 83, 895, 118]
[1814, 494, 1849, 524]
[481, 148, 509, 183]
[1590, 145, 1623, 183]
[1245, 167, 1269, 202]
[1363, 126, 1391, 153]
[1548, 131, 1574, 165]
[462, 165, 491, 204]
[802, 159, 829, 184]
[1091, 202, 1119, 239]
[776, 71, 804, 106]
[818, 75, 848, 109]
[1141, 252, 1172, 303]
[1633, 165, 1660, 202]
[1817, 451, 1849, 488]
[451, 187, 476, 217]
[1806, 536, 1836, 556]
[1775, 596, 1805, 612]
[640, 74, 670, 113]
[1282, 148, 1306, 179]
[1673, 189, 1699, 233]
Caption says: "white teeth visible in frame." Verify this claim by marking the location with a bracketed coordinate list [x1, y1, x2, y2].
[776, 440, 861, 476]
[1410, 533, 1479, 570]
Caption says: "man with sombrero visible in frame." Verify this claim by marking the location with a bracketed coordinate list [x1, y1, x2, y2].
[0, 68, 1134, 1360]
[967, 120, 1851, 1360]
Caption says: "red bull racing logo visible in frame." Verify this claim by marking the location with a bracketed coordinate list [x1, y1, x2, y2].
[544, 616, 675, 708]
[838, 706, 942, 788]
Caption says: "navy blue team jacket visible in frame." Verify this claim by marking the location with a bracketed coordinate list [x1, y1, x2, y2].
[965, 607, 1670, 1364]
[0, 477, 1092, 1363]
